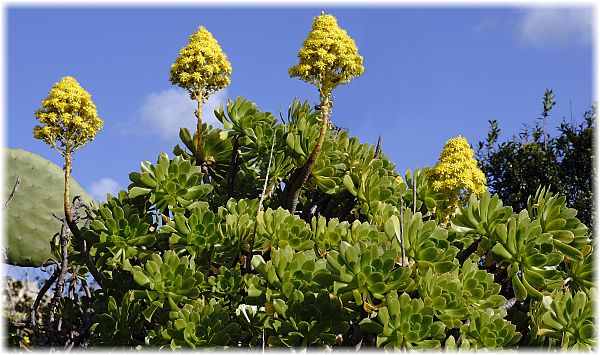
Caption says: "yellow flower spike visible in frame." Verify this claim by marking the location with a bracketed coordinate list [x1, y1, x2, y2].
[33, 76, 103, 155]
[289, 13, 364, 98]
[170, 26, 232, 100]
[429, 135, 487, 203]
[428, 136, 486, 224]
[170, 26, 232, 167]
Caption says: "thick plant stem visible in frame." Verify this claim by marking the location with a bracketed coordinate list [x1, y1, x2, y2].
[227, 135, 240, 198]
[55, 154, 74, 312]
[499, 297, 517, 311]
[399, 200, 406, 267]
[64, 154, 73, 224]
[287, 95, 330, 214]
[412, 176, 417, 214]
[195, 94, 211, 183]
[195, 93, 204, 167]
[62, 154, 105, 289]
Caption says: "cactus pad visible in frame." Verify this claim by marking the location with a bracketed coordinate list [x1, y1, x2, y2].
[3, 148, 91, 266]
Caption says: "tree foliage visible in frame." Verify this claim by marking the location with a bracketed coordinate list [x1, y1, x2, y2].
[476, 93, 595, 230]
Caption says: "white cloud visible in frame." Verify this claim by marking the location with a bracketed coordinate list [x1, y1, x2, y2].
[125, 88, 227, 143]
[89, 178, 121, 201]
[517, 8, 592, 48]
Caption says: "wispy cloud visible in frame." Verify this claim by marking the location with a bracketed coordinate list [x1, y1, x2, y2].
[121, 88, 227, 143]
[89, 178, 121, 201]
[472, 15, 500, 35]
[517, 8, 592, 48]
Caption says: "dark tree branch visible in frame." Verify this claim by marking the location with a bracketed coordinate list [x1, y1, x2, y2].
[48, 221, 70, 345]
[31, 269, 59, 328]
[67, 265, 81, 343]
[72, 278, 94, 347]
[374, 135, 382, 159]
[456, 239, 480, 264]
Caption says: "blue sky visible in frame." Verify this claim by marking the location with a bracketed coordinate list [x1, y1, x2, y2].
[6, 6, 594, 201]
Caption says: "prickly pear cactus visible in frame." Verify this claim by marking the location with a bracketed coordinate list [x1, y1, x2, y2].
[3, 148, 91, 266]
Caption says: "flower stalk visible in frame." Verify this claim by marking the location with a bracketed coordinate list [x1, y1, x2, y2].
[287, 94, 331, 214]
[33, 77, 105, 342]
[195, 92, 204, 165]
[170, 26, 231, 169]
[33, 76, 105, 288]
[286, 12, 364, 214]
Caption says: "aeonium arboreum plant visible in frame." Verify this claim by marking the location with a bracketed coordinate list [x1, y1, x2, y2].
[170, 26, 232, 169]
[286, 12, 364, 214]
[33, 75, 105, 299]
[20, 12, 595, 352]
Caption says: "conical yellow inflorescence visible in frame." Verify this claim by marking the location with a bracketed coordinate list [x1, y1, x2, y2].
[33, 76, 103, 154]
[170, 26, 232, 100]
[429, 135, 486, 199]
[289, 13, 364, 98]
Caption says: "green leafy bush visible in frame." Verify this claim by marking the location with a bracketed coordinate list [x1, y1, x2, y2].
[532, 288, 596, 350]
[459, 308, 521, 349]
[360, 291, 446, 350]
[40, 93, 591, 350]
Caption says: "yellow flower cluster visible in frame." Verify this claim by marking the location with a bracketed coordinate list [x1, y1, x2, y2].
[33, 76, 103, 154]
[170, 26, 232, 99]
[429, 136, 486, 199]
[289, 13, 364, 96]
